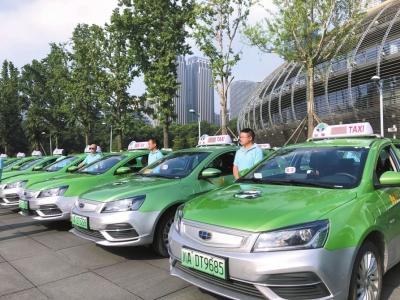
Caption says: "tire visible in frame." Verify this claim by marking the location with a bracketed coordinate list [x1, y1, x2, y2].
[348, 240, 382, 300]
[152, 210, 175, 257]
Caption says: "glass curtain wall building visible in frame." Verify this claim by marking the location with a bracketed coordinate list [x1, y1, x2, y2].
[230, 80, 259, 120]
[238, 0, 400, 146]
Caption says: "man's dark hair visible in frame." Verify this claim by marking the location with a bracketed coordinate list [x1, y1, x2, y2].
[62, 149, 68, 156]
[241, 128, 255, 142]
[149, 138, 160, 149]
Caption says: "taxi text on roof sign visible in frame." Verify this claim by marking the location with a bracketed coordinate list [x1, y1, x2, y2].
[53, 149, 64, 155]
[257, 143, 271, 149]
[197, 134, 233, 146]
[31, 150, 43, 156]
[17, 152, 26, 158]
[0, 154, 8, 158]
[312, 122, 374, 139]
[128, 141, 149, 150]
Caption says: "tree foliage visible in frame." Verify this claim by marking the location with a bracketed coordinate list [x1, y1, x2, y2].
[243, 0, 366, 138]
[0, 60, 26, 155]
[192, 0, 254, 135]
[117, 0, 195, 148]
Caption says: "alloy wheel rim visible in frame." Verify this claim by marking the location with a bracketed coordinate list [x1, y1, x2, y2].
[356, 251, 380, 300]
[163, 217, 174, 247]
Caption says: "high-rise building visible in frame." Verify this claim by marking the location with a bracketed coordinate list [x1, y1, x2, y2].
[229, 80, 259, 120]
[186, 56, 214, 125]
[146, 55, 214, 126]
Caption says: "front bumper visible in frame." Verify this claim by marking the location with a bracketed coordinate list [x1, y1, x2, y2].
[0, 187, 24, 207]
[168, 222, 358, 300]
[19, 195, 77, 221]
[69, 204, 160, 247]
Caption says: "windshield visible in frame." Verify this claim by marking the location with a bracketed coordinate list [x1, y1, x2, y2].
[4, 159, 21, 168]
[78, 155, 128, 175]
[19, 158, 44, 170]
[44, 156, 80, 172]
[239, 146, 369, 189]
[138, 151, 210, 178]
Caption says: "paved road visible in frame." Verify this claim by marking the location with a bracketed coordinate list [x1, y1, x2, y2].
[0, 206, 400, 299]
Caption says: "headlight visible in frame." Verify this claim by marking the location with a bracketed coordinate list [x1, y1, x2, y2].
[102, 195, 146, 213]
[252, 220, 329, 252]
[174, 204, 185, 234]
[0, 184, 6, 189]
[39, 186, 69, 198]
[5, 180, 28, 189]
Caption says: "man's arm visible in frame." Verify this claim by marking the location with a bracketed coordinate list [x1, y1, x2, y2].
[233, 164, 239, 180]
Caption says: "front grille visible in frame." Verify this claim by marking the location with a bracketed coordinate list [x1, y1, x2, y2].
[175, 261, 265, 299]
[4, 194, 19, 202]
[74, 225, 105, 240]
[270, 284, 330, 300]
[40, 209, 63, 215]
[107, 229, 139, 239]
[21, 209, 39, 216]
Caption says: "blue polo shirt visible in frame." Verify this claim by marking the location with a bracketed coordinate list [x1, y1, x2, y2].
[148, 149, 163, 165]
[234, 144, 264, 172]
[83, 153, 102, 166]
[0, 158, 3, 182]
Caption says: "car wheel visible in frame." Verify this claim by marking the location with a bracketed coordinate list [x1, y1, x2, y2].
[152, 210, 175, 257]
[348, 240, 382, 300]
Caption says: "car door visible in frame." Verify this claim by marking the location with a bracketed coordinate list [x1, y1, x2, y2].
[374, 145, 400, 267]
[195, 151, 236, 193]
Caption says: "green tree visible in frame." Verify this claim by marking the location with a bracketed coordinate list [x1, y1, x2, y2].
[243, 0, 365, 138]
[68, 24, 103, 146]
[192, 0, 254, 135]
[0, 60, 26, 155]
[118, 0, 195, 148]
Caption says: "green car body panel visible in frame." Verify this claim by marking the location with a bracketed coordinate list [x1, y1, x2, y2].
[168, 122, 400, 300]
[70, 135, 240, 257]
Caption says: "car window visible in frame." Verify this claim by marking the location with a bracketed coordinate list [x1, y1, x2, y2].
[19, 158, 44, 170]
[140, 152, 211, 178]
[240, 146, 369, 189]
[375, 147, 397, 180]
[79, 155, 128, 175]
[44, 156, 80, 172]
[122, 155, 147, 173]
[205, 151, 236, 176]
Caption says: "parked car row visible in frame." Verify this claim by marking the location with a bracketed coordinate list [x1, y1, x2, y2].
[4, 123, 395, 300]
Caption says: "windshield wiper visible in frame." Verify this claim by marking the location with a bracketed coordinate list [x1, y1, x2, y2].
[239, 178, 335, 189]
[142, 174, 172, 179]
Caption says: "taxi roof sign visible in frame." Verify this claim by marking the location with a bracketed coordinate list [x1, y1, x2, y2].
[32, 150, 43, 156]
[17, 152, 26, 158]
[312, 122, 374, 139]
[128, 141, 149, 150]
[84, 145, 102, 153]
[0, 154, 8, 158]
[257, 143, 271, 149]
[53, 148, 64, 155]
[197, 134, 234, 146]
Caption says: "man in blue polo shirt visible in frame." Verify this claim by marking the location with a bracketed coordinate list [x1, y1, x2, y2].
[78, 144, 102, 167]
[0, 155, 3, 182]
[148, 138, 163, 165]
[233, 128, 264, 179]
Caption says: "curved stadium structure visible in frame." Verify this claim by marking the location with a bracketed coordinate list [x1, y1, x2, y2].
[238, 0, 400, 146]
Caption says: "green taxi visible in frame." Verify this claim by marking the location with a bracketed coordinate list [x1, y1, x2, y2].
[3, 151, 61, 181]
[169, 122, 400, 300]
[70, 135, 238, 257]
[3, 154, 38, 172]
[18, 141, 159, 222]
[0, 152, 87, 208]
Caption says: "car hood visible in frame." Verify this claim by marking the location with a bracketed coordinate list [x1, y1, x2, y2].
[79, 176, 181, 203]
[183, 183, 357, 232]
[26, 173, 97, 190]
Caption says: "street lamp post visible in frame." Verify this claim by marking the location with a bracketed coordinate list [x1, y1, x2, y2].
[102, 123, 113, 152]
[41, 132, 52, 155]
[189, 109, 201, 138]
[371, 75, 384, 137]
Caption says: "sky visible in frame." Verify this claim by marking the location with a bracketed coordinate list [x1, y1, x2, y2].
[0, 0, 284, 113]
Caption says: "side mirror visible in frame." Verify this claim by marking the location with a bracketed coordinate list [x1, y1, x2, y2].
[116, 167, 131, 174]
[379, 171, 400, 186]
[67, 166, 79, 173]
[33, 166, 43, 171]
[200, 168, 222, 178]
[12, 166, 20, 170]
